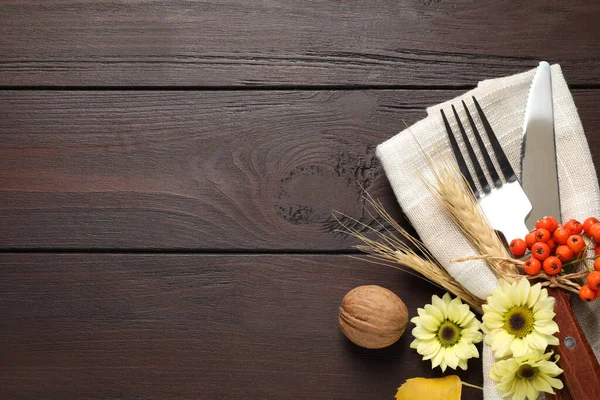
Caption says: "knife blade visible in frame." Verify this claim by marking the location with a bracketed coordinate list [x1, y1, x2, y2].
[520, 62, 600, 400]
[521, 61, 561, 230]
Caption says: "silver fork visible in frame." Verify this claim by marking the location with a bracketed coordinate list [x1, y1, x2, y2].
[440, 96, 531, 242]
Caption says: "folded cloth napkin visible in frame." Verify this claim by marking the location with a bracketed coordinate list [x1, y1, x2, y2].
[376, 64, 600, 399]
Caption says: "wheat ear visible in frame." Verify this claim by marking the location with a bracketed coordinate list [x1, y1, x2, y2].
[426, 166, 517, 277]
[334, 194, 484, 313]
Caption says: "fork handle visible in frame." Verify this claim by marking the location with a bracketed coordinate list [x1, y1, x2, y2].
[545, 288, 600, 400]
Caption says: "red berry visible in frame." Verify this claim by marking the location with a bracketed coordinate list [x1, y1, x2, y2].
[594, 257, 600, 272]
[583, 217, 600, 235]
[587, 271, 600, 291]
[510, 238, 527, 257]
[543, 256, 562, 276]
[595, 246, 600, 256]
[553, 227, 571, 245]
[589, 223, 600, 242]
[567, 235, 586, 254]
[555, 245, 574, 262]
[564, 219, 583, 235]
[536, 216, 558, 232]
[579, 285, 597, 302]
[534, 229, 551, 243]
[531, 242, 551, 261]
[523, 257, 542, 275]
[525, 232, 536, 249]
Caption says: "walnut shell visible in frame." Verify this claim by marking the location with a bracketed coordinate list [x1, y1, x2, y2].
[339, 285, 408, 349]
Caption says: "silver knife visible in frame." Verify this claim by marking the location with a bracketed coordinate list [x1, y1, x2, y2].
[520, 61, 600, 400]
[521, 61, 561, 229]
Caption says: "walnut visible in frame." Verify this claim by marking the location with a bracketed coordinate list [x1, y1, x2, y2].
[339, 285, 409, 349]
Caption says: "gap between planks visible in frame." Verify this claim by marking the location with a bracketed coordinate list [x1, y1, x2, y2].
[1, 84, 600, 91]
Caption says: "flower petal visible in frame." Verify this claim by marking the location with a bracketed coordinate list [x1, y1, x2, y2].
[422, 345, 440, 361]
[537, 360, 563, 376]
[533, 297, 555, 313]
[510, 337, 527, 357]
[447, 301, 462, 322]
[526, 331, 549, 351]
[533, 308, 555, 321]
[417, 339, 440, 357]
[431, 295, 448, 317]
[487, 291, 510, 314]
[441, 293, 452, 304]
[517, 278, 531, 306]
[526, 282, 542, 308]
[445, 349, 459, 370]
[412, 329, 436, 340]
[526, 381, 539, 400]
[462, 329, 483, 344]
[453, 340, 470, 359]
[531, 376, 554, 393]
[439, 357, 447, 372]
[494, 330, 514, 355]
[483, 317, 503, 330]
[505, 282, 520, 307]
[456, 304, 472, 325]
[534, 321, 559, 336]
[430, 347, 444, 368]
[540, 374, 564, 391]
[547, 335, 560, 346]
[418, 315, 440, 331]
[424, 304, 444, 323]
[513, 379, 528, 400]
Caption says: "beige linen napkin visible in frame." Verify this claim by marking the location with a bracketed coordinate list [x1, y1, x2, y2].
[376, 65, 600, 399]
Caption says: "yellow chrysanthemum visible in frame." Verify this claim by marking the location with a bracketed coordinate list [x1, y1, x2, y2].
[490, 351, 563, 400]
[482, 278, 558, 358]
[410, 293, 482, 372]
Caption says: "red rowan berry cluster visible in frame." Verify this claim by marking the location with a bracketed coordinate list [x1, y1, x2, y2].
[510, 217, 600, 302]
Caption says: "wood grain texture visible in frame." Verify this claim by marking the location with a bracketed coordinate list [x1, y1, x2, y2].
[1, 89, 599, 250]
[1, 0, 599, 87]
[0, 89, 424, 250]
[0, 254, 484, 400]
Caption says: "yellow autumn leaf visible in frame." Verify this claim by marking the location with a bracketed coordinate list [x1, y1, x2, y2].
[395, 375, 462, 400]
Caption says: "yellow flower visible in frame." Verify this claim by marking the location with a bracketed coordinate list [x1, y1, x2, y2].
[482, 278, 558, 358]
[490, 351, 563, 400]
[410, 293, 482, 372]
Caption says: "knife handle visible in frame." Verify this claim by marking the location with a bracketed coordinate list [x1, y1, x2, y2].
[545, 287, 600, 400]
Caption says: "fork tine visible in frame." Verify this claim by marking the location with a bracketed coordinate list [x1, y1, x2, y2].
[461, 100, 502, 188]
[451, 104, 490, 194]
[472, 96, 517, 183]
[440, 109, 479, 198]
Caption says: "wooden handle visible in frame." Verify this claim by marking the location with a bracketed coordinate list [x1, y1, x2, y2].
[545, 288, 600, 400]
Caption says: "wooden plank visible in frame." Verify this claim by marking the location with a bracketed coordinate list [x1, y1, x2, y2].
[1, 89, 599, 250]
[0, 1, 599, 87]
[0, 89, 418, 250]
[0, 254, 483, 399]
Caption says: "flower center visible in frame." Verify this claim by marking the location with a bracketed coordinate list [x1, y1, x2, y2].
[437, 320, 461, 347]
[504, 306, 535, 338]
[517, 364, 537, 380]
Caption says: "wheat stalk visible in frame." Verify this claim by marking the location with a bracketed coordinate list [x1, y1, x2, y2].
[334, 192, 484, 313]
[426, 165, 518, 278]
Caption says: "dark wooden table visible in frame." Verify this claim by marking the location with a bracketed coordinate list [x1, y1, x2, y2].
[1, 2, 599, 399]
